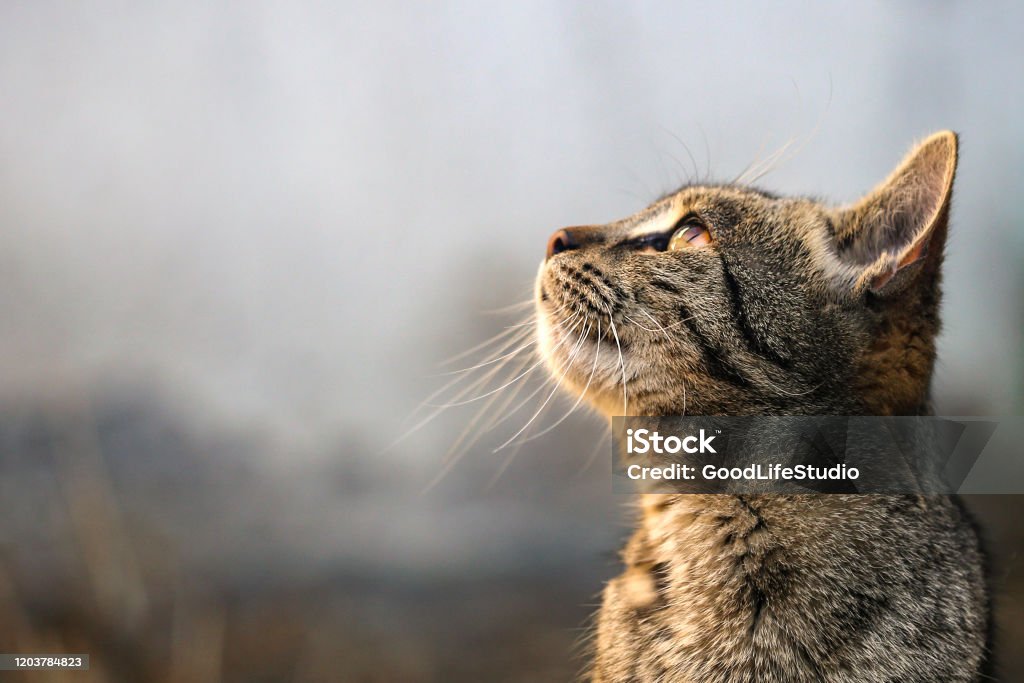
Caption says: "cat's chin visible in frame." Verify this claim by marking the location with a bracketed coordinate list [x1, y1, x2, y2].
[536, 301, 633, 409]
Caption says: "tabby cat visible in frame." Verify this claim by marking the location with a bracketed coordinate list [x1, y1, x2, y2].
[535, 132, 990, 681]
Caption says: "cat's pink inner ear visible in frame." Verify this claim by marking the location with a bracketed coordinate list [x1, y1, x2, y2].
[868, 237, 930, 291]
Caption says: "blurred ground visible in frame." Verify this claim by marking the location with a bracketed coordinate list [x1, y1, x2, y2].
[1, 395, 1023, 682]
[0, 390, 622, 683]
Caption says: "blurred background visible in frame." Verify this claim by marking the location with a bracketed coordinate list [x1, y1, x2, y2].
[1, 2, 1022, 681]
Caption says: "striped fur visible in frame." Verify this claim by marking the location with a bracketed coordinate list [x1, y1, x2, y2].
[534, 132, 989, 682]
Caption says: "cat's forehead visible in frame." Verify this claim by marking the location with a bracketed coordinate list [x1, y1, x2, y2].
[615, 184, 795, 234]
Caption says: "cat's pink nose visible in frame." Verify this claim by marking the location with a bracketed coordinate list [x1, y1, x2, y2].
[546, 228, 579, 260]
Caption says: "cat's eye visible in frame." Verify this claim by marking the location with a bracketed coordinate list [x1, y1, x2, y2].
[668, 220, 712, 250]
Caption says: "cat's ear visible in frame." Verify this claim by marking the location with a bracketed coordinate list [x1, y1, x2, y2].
[829, 131, 957, 297]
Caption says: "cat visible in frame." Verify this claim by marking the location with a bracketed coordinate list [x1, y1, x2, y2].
[534, 131, 990, 681]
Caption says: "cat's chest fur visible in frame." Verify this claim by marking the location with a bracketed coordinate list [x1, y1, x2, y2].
[591, 494, 986, 683]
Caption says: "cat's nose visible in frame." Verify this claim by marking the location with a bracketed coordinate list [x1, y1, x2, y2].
[546, 228, 579, 260]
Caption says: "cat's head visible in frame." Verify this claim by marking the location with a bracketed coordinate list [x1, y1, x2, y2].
[535, 131, 958, 417]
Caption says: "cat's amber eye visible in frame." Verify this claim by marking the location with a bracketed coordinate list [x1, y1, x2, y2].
[668, 221, 712, 250]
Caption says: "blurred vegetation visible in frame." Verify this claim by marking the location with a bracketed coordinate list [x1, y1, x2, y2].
[1, 395, 1023, 681]
[0, 394, 610, 682]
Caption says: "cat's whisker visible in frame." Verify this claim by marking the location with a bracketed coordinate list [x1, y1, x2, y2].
[430, 336, 538, 377]
[518, 319, 602, 444]
[750, 79, 832, 186]
[428, 313, 586, 408]
[483, 358, 579, 488]
[481, 308, 596, 433]
[440, 309, 590, 465]
[405, 322, 535, 418]
[422, 307, 582, 486]
[484, 354, 588, 489]
[390, 333, 535, 451]
[732, 132, 775, 185]
[436, 300, 568, 373]
[483, 367, 553, 433]
[438, 315, 533, 366]
[622, 314, 662, 333]
[427, 309, 593, 487]
[638, 308, 674, 338]
[608, 313, 629, 416]
[622, 308, 692, 339]
[734, 122, 801, 186]
[744, 135, 799, 184]
[735, 136, 793, 186]
[439, 351, 537, 466]
[660, 125, 703, 185]
[496, 317, 542, 330]
[642, 306, 700, 335]
[474, 354, 542, 434]
[493, 316, 592, 452]
[492, 313, 593, 443]
[395, 307, 579, 447]
[482, 299, 535, 315]
[741, 85, 832, 187]
[482, 360, 558, 433]
[475, 307, 589, 436]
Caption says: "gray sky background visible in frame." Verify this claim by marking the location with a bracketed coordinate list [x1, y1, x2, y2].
[1, 2, 1022, 576]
